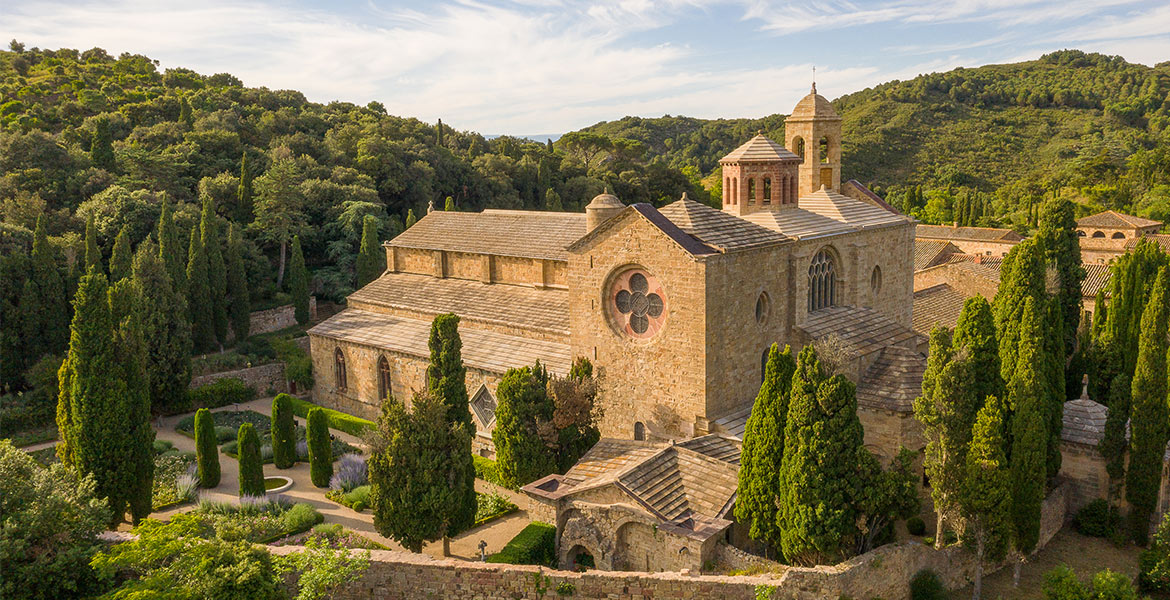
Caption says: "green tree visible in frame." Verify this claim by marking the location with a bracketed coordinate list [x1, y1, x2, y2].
[179, 96, 193, 129]
[1035, 197, 1085, 360]
[236, 152, 254, 224]
[444, 196, 455, 211]
[109, 225, 132, 283]
[20, 215, 69, 360]
[427, 313, 471, 429]
[1126, 267, 1170, 544]
[186, 224, 214, 352]
[225, 223, 250, 342]
[108, 276, 155, 524]
[405, 209, 417, 228]
[252, 157, 306, 286]
[548, 357, 602, 472]
[544, 188, 563, 211]
[237, 422, 265, 497]
[276, 537, 370, 600]
[953, 296, 1002, 403]
[355, 214, 385, 289]
[1008, 296, 1049, 581]
[1042, 298, 1066, 480]
[157, 200, 185, 295]
[1106, 239, 1167, 375]
[194, 408, 220, 488]
[853, 447, 919, 555]
[1099, 372, 1131, 500]
[370, 391, 474, 553]
[84, 213, 102, 272]
[961, 395, 1012, 600]
[288, 235, 310, 324]
[994, 239, 1046, 386]
[735, 343, 795, 554]
[307, 407, 332, 488]
[271, 393, 297, 469]
[201, 198, 228, 346]
[492, 362, 556, 488]
[90, 117, 115, 172]
[131, 240, 192, 413]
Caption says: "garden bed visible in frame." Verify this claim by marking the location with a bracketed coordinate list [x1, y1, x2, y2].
[325, 485, 517, 527]
[270, 523, 387, 550]
[175, 409, 358, 464]
[152, 447, 198, 511]
[193, 496, 324, 543]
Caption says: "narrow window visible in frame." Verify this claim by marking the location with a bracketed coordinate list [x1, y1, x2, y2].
[377, 356, 392, 400]
[808, 249, 838, 312]
[763, 177, 772, 202]
[634, 422, 645, 441]
[748, 178, 756, 202]
[334, 348, 348, 392]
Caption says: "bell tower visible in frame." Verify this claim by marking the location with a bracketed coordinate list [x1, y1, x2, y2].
[718, 133, 800, 217]
[785, 83, 842, 198]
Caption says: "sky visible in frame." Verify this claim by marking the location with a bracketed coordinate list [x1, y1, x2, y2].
[4, 0, 1170, 136]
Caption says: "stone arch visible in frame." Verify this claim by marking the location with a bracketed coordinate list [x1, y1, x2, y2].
[1112, 231, 1126, 239]
[763, 177, 772, 202]
[748, 178, 756, 202]
[565, 544, 596, 571]
[1092, 231, 1106, 238]
[634, 421, 645, 441]
[819, 135, 831, 163]
[871, 265, 883, 294]
[377, 355, 392, 401]
[723, 176, 729, 204]
[731, 177, 738, 205]
[792, 136, 805, 162]
[1077, 230, 1087, 236]
[334, 347, 347, 391]
[614, 520, 656, 572]
[807, 246, 840, 312]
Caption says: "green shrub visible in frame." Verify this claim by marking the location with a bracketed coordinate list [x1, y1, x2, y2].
[486, 522, 557, 567]
[1048, 565, 1140, 600]
[271, 394, 296, 469]
[153, 439, 174, 455]
[475, 491, 518, 526]
[188, 377, 257, 410]
[281, 503, 324, 535]
[906, 516, 926, 536]
[213, 425, 235, 443]
[195, 408, 221, 488]
[344, 485, 372, 512]
[237, 422, 265, 497]
[1074, 499, 1122, 538]
[1141, 513, 1170, 591]
[307, 407, 333, 487]
[286, 396, 374, 437]
[271, 335, 313, 388]
[473, 454, 515, 490]
[909, 569, 945, 600]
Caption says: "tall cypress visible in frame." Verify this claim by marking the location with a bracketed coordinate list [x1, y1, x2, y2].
[961, 394, 1012, 600]
[23, 215, 69, 358]
[1126, 267, 1170, 544]
[271, 393, 296, 469]
[236, 152, 254, 224]
[288, 235, 309, 324]
[405, 209, 417, 229]
[91, 117, 115, 172]
[201, 198, 228, 347]
[993, 240, 1046, 387]
[109, 225, 132, 283]
[195, 408, 221, 488]
[1007, 297, 1048, 569]
[1099, 372, 1131, 501]
[492, 363, 556, 488]
[1105, 239, 1167, 375]
[307, 408, 332, 488]
[953, 296, 1002, 403]
[1035, 197, 1085, 362]
[226, 224, 250, 343]
[84, 214, 102, 273]
[186, 224, 214, 352]
[355, 215, 385, 289]
[132, 240, 192, 413]
[237, 422, 265, 497]
[108, 277, 155, 524]
[735, 343, 796, 554]
[1041, 298, 1066, 480]
[157, 200, 186, 295]
[424, 313, 475, 538]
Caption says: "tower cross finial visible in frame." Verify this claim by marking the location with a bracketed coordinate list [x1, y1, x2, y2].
[812, 66, 816, 93]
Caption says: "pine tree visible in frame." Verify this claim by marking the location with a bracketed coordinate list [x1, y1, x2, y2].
[1099, 372, 1131, 500]
[237, 422, 265, 497]
[370, 391, 474, 553]
[195, 408, 221, 488]
[492, 362, 556, 488]
[108, 276, 155, 524]
[84, 214, 102, 273]
[1126, 267, 1170, 544]
[307, 407, 332, 488]
[961, 395, 1013, 600]
[736, 343, 796, 554]
[355, 215, 385, 289]
[236, 153, 254, 224]
[1042, 298, 1066, 480]
[226, 224, 250, 343]
[1008, 296, 1048, 576]
[424, 313, 476, 542]
[253, 157, 306, 286]
[444, 196, 455, 211]
[288, 235, 310, 324]
[109, 225, 132, 283]
[157, 200, 186, 295]
[91, 117, 115, 172]
[202, 198, 228, 346]
[1035, 197, 1086, 362]
[994, 240, 1046, 387]
[186, 224, 214, 352]
[404, 209, 417, 229]
[271, 393, 296, 469]
[131, 239, 192, 413]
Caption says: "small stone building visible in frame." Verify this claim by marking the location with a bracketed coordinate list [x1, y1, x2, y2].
[522, 434, 742, 572]
[1077, 211, 1162, 263]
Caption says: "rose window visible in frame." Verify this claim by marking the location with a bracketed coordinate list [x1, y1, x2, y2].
[609, 269, 667, 339]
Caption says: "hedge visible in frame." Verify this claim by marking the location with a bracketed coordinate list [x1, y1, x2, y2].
[286, 397, 374, 437]
[187, 377, 257, 411]
[486, 522, 556, 567]
[473, 454, 516, 490]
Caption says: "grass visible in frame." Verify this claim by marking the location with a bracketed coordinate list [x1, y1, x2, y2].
[286, 397, 374, 437]
[264, 477, 288, 491]
[271, 523, 387, 550]
[486, 522, 557, 567]
[7, 425, 57, 448]
[175, 409, 270, 438]
[27, 445, 59, 466]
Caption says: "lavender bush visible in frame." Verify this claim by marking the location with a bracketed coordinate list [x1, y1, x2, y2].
[329, 454, 367, 492]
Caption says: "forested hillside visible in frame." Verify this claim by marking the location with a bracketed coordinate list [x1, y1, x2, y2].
[577, 50, 1170, 231]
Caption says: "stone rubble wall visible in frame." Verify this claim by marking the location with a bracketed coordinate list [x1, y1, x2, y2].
[249, 297, 317, 336]
[188, 362, 287, 395]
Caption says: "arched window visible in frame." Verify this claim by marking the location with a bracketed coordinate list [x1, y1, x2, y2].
[819, 136, 830, 163]
[377, 356, 392, 400]
[731, 178, 738, 205]
[793, 137, 805, 162]
[1092, 231, 1106, 238]
[763, 177, 772, 202]
[1077, 230, 1086, 236]
[808, 249, 837, 312]
[334, 348, 347, 392]
[748, 178, 756, 202]
[755, 292, 770, 324]
[871, 265, 882, 294]
[724, 177, 729, 203]
[634, 422, 645, 441]
[1112, 232, 1126, 239]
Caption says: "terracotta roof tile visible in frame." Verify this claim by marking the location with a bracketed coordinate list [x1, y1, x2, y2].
[389, 209, 585, 261]
[912, 284, 969, 336]
[720, 134, 800, 163]
[914, 240, 960, 271]
[1077, 210, 1161, 230]
[1124, 234, 1170, 252]
[658, 197, 790, 252]
[917, 224, 1023, 242]
[857, 345, 926, 413]
[1082, 263, 1112, 298]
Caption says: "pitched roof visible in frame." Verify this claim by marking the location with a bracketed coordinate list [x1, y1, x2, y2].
[676, 434, 742, 465]
[798, 187, 911, 229]
[912, 284, 969, 336]
[1062, 398, 1107, 446]
[308, 309, 572, 375]
[857, 345, 927, 413]
[799, 306, 923, 358]
[1125, 234, 1170, 252]
[658, 196, 790, 252]
[388, 209, 586, 261]
[1077, 210, 1161, 230]
[567, 203, 718, 257]
[916, 224, 1023, 242]
[719, 134, 800, 163]
[914, 240, 960, 271]
[1082, 263, 1112, 299]
[741, 207, 856, 239]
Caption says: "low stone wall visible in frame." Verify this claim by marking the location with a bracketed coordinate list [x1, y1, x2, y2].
[189, 362, 287, 395]
[249, 297, 317, 336]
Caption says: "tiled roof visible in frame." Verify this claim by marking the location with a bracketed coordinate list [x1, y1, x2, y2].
[856, 345, 926, 413]
[742, 207, 856, 239]
[1062, 398, 1107, 446]
[710, 405, 752, 440]
[658, 196, 789, 252]
[388, 209, 586, 261]
[1124, 234, 1170, 252]
[799, 306, 923, 358]
[559, 439, 662, 487]
[914, 240, 960, 271]
[798, 187, 911, 229]
[1082, 263, 1112, 298]
[916, 224, 1023, 242]
[348, 272, 569, 336]
[912, 284, 969, 336]
[308, 309, 572, 375]
[946, 254, 1110, 299]
[676, 434, 742, 465]
[1077, 210, 1161, 230]
[720, 134, 800, 163]
[568, 203, 719, 257]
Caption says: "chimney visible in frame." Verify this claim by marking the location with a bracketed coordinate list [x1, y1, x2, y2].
[585, 188, 624, 231]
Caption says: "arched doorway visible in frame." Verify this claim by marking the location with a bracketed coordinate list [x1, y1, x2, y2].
[566, 545, 595, 572]
[634, 422, 645, 441]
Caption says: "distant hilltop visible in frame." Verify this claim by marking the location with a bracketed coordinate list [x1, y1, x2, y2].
[484, 133, 563, 143]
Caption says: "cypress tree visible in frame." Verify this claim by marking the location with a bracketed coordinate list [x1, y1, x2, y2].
[436, 118, 444, 146]
[307, 407, 332, 488]
[157, 200, 186, 295]
[444, 196, 455, 211]
[288, 235, 310, 324]
[1126, 267, 1170, 544]
[1035, 197, 1086, 361]
[1106, 239, 1167, 375]
[1099, 372, 1131, 501]
[195, 408, 221, 488]
[271, 393, 296, 469]
[186, 224, 214, 352]
[91, 117, 115, 172]
[201, 198, 228, 346]
[84, 214, 102, 273]
[109, 225, 132, 283]
[735, 343, 796, 554]
[132, 240, 192, 413]
[953, 296, 1002, 403]
[544, 188, 563, 211]
[404, 209, 417, 229]
[1042, 298, 1066, 480]
[23, 215, 69, 358]
[236, 152, 254, 224]
[424, 313, 475, 540]
[226, 224, 250, 343]
[1007, 297, 1048, 576]
[993, 240, 1046, 387]
[492, 362, 556, 488]
[961, 395, 1013, 600]
[109, 276, 155, 524]
[179, 96, 193, 129]
[237, 422, 265, 497]
[355, 215, 385, 289]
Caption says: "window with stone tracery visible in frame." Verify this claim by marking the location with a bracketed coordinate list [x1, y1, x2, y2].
[608, 268, 668, 339]
[808, 249, 837, 312]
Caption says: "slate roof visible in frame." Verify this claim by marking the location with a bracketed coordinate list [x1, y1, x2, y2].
[916, 224, 1023, 242]
[742, 207, 855, 239]
[1062, 398, 1107, 446]
[710, 405, 753, 440]
[1077, 210, 1161, 230]
[799, 306, 923, 358]
[912, 284, 969, 336]
[658, 196, 790, 252]
[1125, 234, 1170, 252]
[388, 209, 586, 261]
[945, 254, 1110, 299]
[856, 345, 927, 413]
[914, 240, 961, 271]
[798, 187, 911, 229]
[568, 203, 719, 257]
[1082, 263, 1112, 298]
[308, 309, 572, 375]
[676, 435, 742, 465]
[348, 272, 569, 337]
[720, 134, 800, 163]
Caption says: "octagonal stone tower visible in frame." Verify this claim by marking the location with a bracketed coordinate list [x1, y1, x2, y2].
[785, 83, 842, 197]
[719, 133, 801, 217]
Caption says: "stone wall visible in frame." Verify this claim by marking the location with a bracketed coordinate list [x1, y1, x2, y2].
[913, 262, 999, 297]
[917, 237, 1018, 258]
[249, 297, 317, 336]
[189, 362, 287, 394]
[1061, 441, 1111, 514]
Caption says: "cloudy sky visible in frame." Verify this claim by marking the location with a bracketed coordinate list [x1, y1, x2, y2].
[4, 0, 1169, 135]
